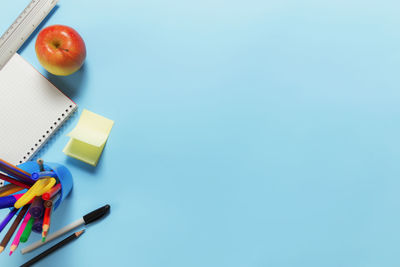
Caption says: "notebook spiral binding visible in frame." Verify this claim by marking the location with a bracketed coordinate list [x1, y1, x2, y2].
[0, 106, 77, 188]
[19, 104, 78, 164]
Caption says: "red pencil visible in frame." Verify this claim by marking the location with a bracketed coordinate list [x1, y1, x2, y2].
[42, 207, 52, 241]
[41, 193, 60, 242]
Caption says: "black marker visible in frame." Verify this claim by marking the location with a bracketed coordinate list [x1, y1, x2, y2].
[21, 204, 110, 254]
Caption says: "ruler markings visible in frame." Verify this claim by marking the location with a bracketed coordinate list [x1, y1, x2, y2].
[0, 0, 58, 70]
[1, 0, 46, 52]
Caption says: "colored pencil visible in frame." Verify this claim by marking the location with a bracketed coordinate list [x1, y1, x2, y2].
[43, 192, 60, 209]
[42, 206, 52, 241]
[0, 184, 24, 197]
[42, 183, 61, 201]
[0, 208, 18, 233]
[21, 230, 85, 267]
[37, 159, 45, 172]
[0, 194, 25, 209]
[0, 173, 31, 189]
[0, 204, 29, 253]
[22, 204, 110, 254]
[41, 193, 59, 241]
[9, 212, 31, 255]
[20, 217, 34, 243]
[0, 159, 33, 184]
[29, 197, 44, 218]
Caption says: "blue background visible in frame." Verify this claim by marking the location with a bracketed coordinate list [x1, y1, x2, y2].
[1, 0, 400, 266]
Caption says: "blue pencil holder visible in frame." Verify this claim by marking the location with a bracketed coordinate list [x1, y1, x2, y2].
[17, 161, 73, 210]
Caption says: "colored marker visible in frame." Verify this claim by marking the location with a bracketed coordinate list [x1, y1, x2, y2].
[20, 217, 34, 243]
[0, 208, 18, 233]
[9, 213, 31, 255]
[32, 217, 43, 234]
[29, 197, 44, 218]
[14, 177, 56, 209]
[0, 194, 25, 209]
[22, 204, 110, 254]
[42, 183, 61, 201]
[31, 171, 56, 180]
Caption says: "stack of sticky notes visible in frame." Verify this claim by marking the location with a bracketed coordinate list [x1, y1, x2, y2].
[63, 109, 114, 166]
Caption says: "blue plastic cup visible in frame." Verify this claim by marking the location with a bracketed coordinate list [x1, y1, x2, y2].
[17, 161, 73, 210]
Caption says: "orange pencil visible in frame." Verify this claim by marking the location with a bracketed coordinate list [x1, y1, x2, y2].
[0, 184, 24, 197]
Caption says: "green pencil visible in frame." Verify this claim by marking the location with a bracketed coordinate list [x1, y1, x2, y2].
[20, 217, 34, 243]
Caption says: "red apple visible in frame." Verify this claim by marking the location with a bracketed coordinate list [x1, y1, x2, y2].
[35, 25, 86, 76]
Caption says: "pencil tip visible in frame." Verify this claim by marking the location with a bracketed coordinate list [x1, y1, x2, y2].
[0, 247, 4, 253]
[42, 237, 46, 242]
[76, 229, 85, 237]
[9, 251, 13, 256]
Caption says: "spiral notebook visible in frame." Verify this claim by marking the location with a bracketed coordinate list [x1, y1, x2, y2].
[0, 53, 77, 166]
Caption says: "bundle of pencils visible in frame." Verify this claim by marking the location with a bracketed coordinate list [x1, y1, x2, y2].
[0, 158, 62, 255]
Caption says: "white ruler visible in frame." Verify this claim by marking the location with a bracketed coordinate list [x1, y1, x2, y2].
[0, 0, 58, 70]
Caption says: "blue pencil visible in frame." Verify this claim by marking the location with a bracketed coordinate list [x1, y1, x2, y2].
[0, 208, 18, 233]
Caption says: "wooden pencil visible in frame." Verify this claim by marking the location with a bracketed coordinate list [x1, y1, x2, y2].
[37, 159, 45, 172]
[21, 230, 85, 267]
[0, 204, 29, 253]
[0, 173, 31, 189]
[22, 204, 110, 254]
[0, 159, 33, 184]
[43, 192, 60, 209]
[9, 212, 31, 255]
[0, 184, 24, 197]
[42, 206, 52, 241]
[41, 193, 59, 241]
[0, 208, 18, 233]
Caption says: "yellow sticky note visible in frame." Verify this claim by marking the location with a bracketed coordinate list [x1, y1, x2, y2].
[63, 109, 114, 166]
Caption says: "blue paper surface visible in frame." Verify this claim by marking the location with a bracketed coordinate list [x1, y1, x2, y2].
[1, 0, 400, 266]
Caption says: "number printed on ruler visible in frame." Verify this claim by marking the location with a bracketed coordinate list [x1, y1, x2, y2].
[0, 0, 58, 70]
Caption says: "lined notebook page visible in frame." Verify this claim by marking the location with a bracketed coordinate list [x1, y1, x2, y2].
[0, 53, 77, 165]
